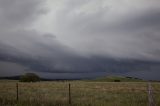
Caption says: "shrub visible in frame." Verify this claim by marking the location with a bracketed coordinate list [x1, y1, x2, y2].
[114, 80, 121, 82]
[126, 77, 133, 79]
[20, 73, 40, 82]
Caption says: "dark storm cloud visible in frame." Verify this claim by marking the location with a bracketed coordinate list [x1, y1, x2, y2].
[108, 10, 160, 32]
[49, 0, 160, 61]
[0, 0, 45, 30]
[0, 0, 160, 80]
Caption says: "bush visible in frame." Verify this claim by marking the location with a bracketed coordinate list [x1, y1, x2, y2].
[126, 77, 133, 79]
[114, 80, 121, 82]
[20, 73, 40, 82]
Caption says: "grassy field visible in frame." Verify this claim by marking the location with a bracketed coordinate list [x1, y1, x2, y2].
[0, 80, 160, 106]
[89, 76, 144, 82]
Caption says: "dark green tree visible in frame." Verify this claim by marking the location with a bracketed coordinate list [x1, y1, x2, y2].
[20, 73, 40, 82]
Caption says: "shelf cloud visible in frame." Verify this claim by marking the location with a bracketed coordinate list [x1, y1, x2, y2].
[0, 0, 160, 80]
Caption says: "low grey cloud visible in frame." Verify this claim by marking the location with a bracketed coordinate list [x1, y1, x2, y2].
[0, 0, 46, 31]
[44, 0, 160, 61]
[0, 0, 160, 80]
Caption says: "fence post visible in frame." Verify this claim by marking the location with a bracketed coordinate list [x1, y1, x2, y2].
[16, 83, 19, 101]
[69, 83, 71, 105]
[147, 82, 156, 106]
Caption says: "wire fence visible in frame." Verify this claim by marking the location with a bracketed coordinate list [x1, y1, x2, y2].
[0, 82, 159, 106]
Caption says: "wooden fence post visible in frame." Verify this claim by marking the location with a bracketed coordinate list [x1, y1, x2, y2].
[16, 83, 19, 101]
[69, 83, 71, 105]
[147, 82, 156, 106]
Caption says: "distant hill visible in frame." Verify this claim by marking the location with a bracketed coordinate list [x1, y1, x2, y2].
[90, 76, 145, 82]
[0, 76, 81, 81]
[0, 76, 20, 80]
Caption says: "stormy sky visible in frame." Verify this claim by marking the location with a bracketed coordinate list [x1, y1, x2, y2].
[0, 0, 160, 80]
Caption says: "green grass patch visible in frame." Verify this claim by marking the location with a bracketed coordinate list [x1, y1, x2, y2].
[90, 76, 145, 82]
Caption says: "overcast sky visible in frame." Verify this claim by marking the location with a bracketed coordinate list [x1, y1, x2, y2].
[0, 0, 160, 80]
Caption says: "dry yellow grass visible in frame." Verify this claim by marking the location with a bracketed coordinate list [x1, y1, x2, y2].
[0, 80, 160, 106]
